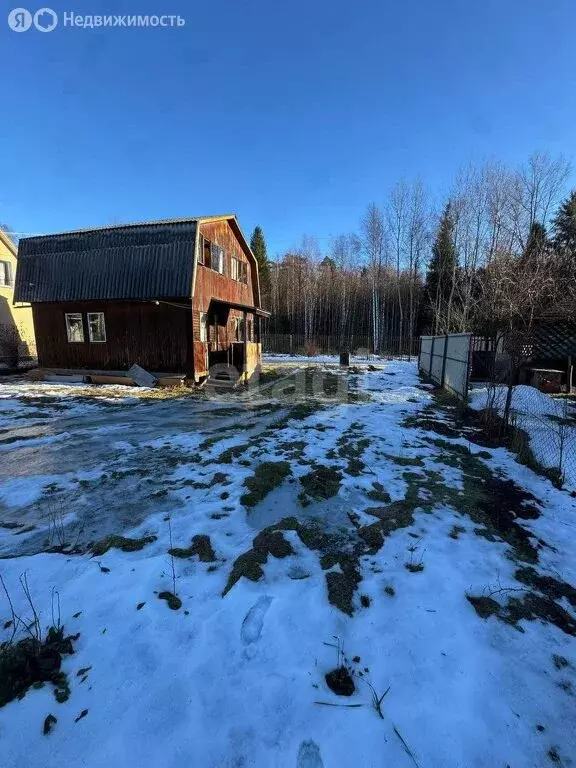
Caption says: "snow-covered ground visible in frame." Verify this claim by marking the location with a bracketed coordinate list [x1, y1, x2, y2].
[1, 363, 575, 768]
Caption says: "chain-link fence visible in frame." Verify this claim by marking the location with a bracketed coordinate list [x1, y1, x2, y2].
[473, 383, 576, 490]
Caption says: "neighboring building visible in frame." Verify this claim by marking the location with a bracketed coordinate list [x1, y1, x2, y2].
[14, 215, 269, 382]
[470, 322, 576, 393]
[0, 227, 36, 367]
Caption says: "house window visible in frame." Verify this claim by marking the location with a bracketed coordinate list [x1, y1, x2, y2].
[198, 235, 205, 265]
[247, 319, 253, 342]
[210, 243, 225, 275]
[88, 312, 106, 343]
[0, 261, 13, 287]
[235, 317, 245, 342]
[65, 313, 84, 343]
[231, 258, 247, 283]
[203, 238, 211, 268]
[199, 312, 208, 342]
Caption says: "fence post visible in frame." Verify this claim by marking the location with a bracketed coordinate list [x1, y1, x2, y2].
[466, 333, 473, 397]
[441, 335, 449, 387]
[429, 336, 435, 378]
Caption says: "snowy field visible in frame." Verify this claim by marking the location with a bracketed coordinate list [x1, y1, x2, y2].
[0, 362, 575, 768]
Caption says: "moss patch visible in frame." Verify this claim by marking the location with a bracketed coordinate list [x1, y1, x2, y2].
[366, 482, 391, 504]
[0, 626, 75, 709]
[158, 591, 182, 610]
[515, 567, 576, 608]
[216, 444, 250, 465]
[325, 556, 362, 616]
[383, 453, 424, 467]
[43, 713, 57, 735]
[467, 594, 500, 619]
[169, 534, 216, 562]
[269, 401, 323, 430]
[240, 461, 291, 508]
[222, 526, 294, 595]
[211, 472, 230, 486]
[92, 534, 157, 556]
[358, 523, 384, 554]
[299, 465, 342, 504]
[467, 590, 576, 636]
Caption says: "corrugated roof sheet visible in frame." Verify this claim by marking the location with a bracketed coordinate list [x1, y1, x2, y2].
[15, 220, 197, 302]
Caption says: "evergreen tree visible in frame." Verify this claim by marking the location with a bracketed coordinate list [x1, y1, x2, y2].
[250, 226, 270, 305]
[552, 190, 576, 256]
[522, 221, 549, 264]
[422, 203, 457, 333]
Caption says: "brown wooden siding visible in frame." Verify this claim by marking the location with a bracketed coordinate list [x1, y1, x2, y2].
[191, 220, 261, 380]
[32, 300, 192, 373]
[194, 220, 257, 312]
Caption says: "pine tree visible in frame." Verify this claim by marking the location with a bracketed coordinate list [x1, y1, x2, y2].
[423, 203, 457, 333]
[250, 226, 270, 306]
[552, 190, 576, 256]
[522, 221, 549, 264]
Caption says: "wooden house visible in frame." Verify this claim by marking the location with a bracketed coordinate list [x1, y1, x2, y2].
[0, 227, 36, 368]
[14, 215, 270, 383]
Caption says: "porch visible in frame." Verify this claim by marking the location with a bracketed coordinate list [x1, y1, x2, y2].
[196, 299, 270, 384]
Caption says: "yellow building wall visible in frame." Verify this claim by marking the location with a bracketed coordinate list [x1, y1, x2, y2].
[0, 231, 36, 363]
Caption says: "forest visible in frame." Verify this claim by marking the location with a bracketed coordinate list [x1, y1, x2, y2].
[250, 152, 576, 355]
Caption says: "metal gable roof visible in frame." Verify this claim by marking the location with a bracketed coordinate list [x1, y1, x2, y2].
[14, 219, 199, 303]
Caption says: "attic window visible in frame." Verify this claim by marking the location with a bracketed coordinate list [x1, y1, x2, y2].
[211, 243, 225, 275]
[65, 313, 84, 343]
[198, 235, 205, 265]
[231, 258, 247, 284]
[203, 237, 211, 267]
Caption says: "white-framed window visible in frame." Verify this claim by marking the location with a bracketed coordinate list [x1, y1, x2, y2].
[211, 244, 225, 275]
[199, 312, 208, 342]
[65, 313, 84, 343]
[88, 312, 106, 343]
[198, 234, 205, 265]
[0, 260, 13, 287]
[232, 259, 247, 284]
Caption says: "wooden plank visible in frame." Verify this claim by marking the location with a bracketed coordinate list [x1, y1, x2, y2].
[157, 376, 185, 388]
[44, 374, 87, 383]
[89, 374, 136, 386]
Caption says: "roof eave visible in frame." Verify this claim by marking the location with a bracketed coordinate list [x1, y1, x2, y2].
[0, 228, 17, 257]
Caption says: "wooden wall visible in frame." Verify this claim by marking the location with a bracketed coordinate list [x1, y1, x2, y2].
[194, 220, 256, 313]
[192, 219, 261, 378]
[32, 300, 192, 373]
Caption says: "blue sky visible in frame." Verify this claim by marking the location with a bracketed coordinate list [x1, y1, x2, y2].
[1, 0, 575, 257]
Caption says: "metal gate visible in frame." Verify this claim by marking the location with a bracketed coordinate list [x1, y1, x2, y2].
[418, 333, 472, 400]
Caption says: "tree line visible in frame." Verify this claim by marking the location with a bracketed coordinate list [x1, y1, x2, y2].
[250, 151, 576, 353]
